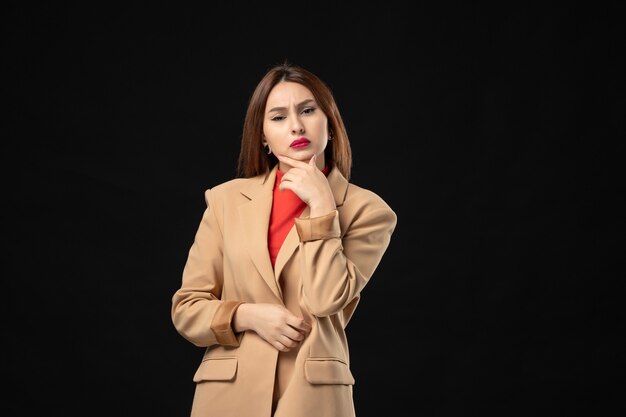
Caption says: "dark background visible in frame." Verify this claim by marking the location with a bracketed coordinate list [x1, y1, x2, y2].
[3, 3, 623, 416]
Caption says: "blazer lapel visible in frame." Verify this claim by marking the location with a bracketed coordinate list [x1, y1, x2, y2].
[238, 166, 282, 300]
[273, 206, 308, 281]
[273, 166, 349, 281]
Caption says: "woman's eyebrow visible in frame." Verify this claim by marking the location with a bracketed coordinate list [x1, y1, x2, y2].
[267, 99, 316, 113]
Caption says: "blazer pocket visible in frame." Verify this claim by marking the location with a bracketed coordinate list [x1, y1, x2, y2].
[304, 358, 355, 385]
[192, 357, 238, 382]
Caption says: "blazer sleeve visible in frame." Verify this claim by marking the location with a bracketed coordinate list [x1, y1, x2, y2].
[294, 193, 397, 317]
[171, 188, 242, 348]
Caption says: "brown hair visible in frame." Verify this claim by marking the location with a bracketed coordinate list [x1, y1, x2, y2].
[237, 62, 352, 180]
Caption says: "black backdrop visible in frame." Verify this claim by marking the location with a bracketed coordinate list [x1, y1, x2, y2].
[3, 3, 623, 417]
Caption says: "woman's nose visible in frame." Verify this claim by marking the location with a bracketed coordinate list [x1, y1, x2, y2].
[290, 118, 304, 134]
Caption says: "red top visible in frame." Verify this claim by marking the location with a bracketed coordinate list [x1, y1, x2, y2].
[268, 166, 330, 267]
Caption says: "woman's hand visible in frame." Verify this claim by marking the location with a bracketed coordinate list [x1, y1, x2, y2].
[276, 154, 336, 217]
[233, 303, 312, 352]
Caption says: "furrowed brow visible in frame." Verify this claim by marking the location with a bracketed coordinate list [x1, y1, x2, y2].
[267, 99, 316, 113]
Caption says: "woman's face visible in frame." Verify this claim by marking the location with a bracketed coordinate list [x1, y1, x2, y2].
[263, 81, 328, 172]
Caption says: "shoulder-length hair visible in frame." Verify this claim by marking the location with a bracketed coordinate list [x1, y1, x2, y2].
[237, 62, 352, 180]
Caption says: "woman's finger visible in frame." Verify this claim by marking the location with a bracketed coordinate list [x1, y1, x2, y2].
[276, 154, 315, 169]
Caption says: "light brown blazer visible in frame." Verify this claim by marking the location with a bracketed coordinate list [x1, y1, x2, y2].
[171, 164, 397, 417]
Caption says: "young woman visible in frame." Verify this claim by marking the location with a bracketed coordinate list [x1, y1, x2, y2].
[171, 62, 397, 417]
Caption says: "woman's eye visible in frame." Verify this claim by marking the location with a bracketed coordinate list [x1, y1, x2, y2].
[271, 116, 285, 121]
[302, 107, 315, 115]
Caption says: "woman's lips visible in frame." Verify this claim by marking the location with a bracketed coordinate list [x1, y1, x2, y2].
[290, 138, 310, 148]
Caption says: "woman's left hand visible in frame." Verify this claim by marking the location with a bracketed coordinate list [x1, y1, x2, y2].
[276, 154, 336, 217]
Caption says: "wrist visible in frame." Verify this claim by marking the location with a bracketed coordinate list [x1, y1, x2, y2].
[309, 199, 336, 218]
[232, 303, 250, 332]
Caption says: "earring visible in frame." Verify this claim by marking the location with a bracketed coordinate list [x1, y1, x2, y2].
[328, 131, 333, 141]
[264, 143, 272, 154]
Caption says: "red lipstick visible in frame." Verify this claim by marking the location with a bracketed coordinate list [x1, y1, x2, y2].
[290, 137, 310, 148]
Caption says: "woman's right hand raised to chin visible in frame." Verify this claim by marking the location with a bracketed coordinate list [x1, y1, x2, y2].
[232, 303, 312, 352]
[275, 154, 336, 218]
